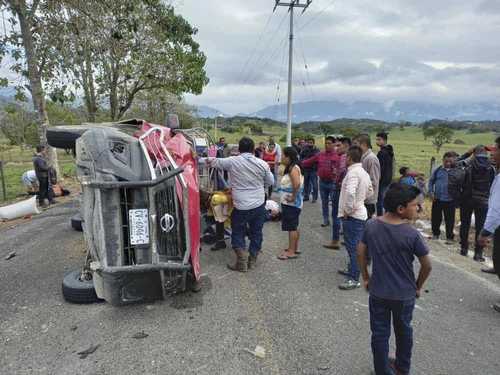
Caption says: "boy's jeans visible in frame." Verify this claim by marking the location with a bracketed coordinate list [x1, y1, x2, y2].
[369, 295, 415, 375]
[376, 184, 389, 216]
[303, 169, 319, 201]
[319, 180, 341, 241]
[231, 204, 266, 256]
[341, 217, 365, 281]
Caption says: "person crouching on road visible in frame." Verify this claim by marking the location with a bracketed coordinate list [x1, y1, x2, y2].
[358, 183, 432, 375]
[201, 137, 274, 272]
[33, 145, 51, 208]
[338, 145, 373, 290]
[277, 147, 304, 260]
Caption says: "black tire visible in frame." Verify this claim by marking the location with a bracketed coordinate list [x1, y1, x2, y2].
[71, 214, 83, 232]
[62, 270, 102, 304]
[47, 126, 90, 150]
[493, 230, 500, 279]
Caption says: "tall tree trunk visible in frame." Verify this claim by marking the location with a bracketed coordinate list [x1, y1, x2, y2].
[12, 0, 59, 176]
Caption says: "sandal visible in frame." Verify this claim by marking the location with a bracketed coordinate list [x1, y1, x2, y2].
[277, 251, 298, 260]
[283, 248, 301, 255]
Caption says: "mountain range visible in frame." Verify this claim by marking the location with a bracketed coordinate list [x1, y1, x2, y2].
[195, 100, 500, 123]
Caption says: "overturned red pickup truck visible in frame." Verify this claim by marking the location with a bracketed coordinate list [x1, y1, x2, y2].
[48, 118, 216, 306]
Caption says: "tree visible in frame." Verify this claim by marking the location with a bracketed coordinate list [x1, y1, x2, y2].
[0, 103, 38, 146]
[422, 125, 454, 153]
[0, 0, 60, 172]
[47, 0, 209, 121]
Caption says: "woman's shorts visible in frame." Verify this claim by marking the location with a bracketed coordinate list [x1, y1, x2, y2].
[281, 205, 301, 231]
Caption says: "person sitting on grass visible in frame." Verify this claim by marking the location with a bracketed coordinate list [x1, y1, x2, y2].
[277, 147, 304, 260]
[358, 183, 432, 375]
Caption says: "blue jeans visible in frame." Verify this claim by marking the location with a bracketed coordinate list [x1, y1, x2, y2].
[231, 204, 266, 256]
[303, 169, 318, 201]
[341, 217, 365, 281]
[319, 181, 341, 239]
[370, 295, 415, 375]
[377, 185, 389, 217]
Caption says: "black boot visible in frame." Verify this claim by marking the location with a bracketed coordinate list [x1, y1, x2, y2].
[473, 249, 485, 262]
[211, 240, 227, 251]
[460, 248, 468, 256]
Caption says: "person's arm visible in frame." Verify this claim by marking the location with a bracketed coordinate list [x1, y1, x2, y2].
[371, 158, 380, 192]
[300, 153, 318, 169]
[478, 179, 500, 247]
[201, 156, 233, 171]
[264, 164, 275, 187]
[285, 166, 301, 203]
[343, 172, 357, 216]
[357, 241, 370, 291]
[428, 169, 436, 199]
[416, 255, 432, 298]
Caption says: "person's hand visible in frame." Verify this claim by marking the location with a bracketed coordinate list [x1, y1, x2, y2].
[343, 213, 348, 219]
[363, 278, 369, 291]
[477, 235, 490, 248]
[285, 194, 296, 203]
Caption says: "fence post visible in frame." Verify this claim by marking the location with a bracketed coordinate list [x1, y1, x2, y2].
[0, 160, 6, 201]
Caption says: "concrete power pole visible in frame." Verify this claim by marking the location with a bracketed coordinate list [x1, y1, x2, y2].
[274, 1, 312, 146]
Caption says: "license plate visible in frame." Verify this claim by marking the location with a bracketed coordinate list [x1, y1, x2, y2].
[129, 209, 150, 245]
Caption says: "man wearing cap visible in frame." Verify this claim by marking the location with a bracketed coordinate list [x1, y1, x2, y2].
[458, 145, 496, 261]
[478, 137, 500, 313]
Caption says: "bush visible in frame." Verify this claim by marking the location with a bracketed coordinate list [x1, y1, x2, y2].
[454, 139, 466, 145]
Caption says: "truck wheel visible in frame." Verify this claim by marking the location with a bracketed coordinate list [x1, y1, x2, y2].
[62, 270, 102, 304]
[71, 214, 83, 232]
[494, 231, 500, 280]
[47, 126, 89, 150]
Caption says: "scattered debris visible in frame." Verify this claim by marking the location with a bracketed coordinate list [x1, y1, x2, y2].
[131, 331, 149, 339]
[318, 365, 331, 371]
[70, 325, 78, 331]
[41, 324, 48, 333]
[243, 345, 266, 359]
[5, 252, 16, 260]
[77, 344, 100, 359]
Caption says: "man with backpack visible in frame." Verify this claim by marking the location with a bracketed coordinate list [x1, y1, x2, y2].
[456, 145, 496, 261]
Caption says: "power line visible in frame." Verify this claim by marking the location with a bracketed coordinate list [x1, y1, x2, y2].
[296, 0, 336, 32]
[241, 11, 290, 85]
[295, 28, 315, 101]
[238, 10, 276, 84]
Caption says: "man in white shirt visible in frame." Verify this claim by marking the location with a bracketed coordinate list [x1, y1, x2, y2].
[338, 145, 374, 290]
[201, 137, 275, 272]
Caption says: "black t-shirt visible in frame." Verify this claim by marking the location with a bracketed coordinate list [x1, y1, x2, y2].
[361, 218, 429, 301]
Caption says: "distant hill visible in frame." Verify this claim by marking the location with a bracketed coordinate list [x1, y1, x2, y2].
[193, 105, 226, 118]
[248, 100, 500, 123]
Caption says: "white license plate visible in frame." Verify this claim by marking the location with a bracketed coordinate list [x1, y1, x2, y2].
[129, 209, 150, 245]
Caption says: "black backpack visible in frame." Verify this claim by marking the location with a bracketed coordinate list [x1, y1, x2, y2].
[447, 166, 467, 204]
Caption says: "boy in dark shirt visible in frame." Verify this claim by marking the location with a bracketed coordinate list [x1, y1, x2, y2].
[358, 183, 432, 375]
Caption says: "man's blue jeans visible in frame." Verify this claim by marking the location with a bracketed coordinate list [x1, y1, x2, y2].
[303, 169, 319, 201]
[341, 217, 365, 281]
[377, 184, 390, 217]
[319, 180, 341, 240]
[370, 295, 415, 375]
[231, 204, 266, 256]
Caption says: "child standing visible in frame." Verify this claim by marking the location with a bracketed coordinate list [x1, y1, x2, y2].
[358, 183, 432, 375]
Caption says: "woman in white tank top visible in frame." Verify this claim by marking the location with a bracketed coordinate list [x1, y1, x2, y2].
[277, 147, 304, 260]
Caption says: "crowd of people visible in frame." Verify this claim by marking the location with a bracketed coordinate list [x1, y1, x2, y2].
[203, 132, 500, 375]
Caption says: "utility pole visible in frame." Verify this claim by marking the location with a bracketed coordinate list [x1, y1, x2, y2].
[273, 0, 312, 146]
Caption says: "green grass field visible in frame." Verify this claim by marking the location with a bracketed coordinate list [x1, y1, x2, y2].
[0, 126, 496, 205]
[210, 126, 496, 177]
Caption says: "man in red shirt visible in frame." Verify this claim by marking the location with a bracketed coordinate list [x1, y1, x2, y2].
[302, 136, 347, 249]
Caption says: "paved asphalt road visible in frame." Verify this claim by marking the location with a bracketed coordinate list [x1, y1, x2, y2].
[1, 200, 500, 375]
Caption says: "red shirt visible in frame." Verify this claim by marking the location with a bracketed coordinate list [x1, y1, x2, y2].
[263, 149, 277, 168]
[302, 150, 346, 184]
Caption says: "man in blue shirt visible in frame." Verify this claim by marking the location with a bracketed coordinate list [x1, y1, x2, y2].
[428, 152, 456, 243]
[358, 183, 432, 375]
[477, 136, 500, 313]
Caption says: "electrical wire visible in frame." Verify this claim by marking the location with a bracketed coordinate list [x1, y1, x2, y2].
[296, 0, 336, 32]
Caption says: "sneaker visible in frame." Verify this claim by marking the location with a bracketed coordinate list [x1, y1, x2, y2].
[473, 254, 486, 262]
[481, 267, 496, 274]
[211, 241, 227, 251]
[339, 279, 361, 290]
[445, 239, 454, 245]
[321, 222, 330, 228]
[432, 235, 440, 240]
[311, 199, 317, 203]
[460, 248, 468, 256]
